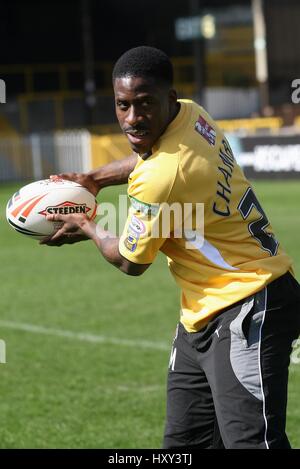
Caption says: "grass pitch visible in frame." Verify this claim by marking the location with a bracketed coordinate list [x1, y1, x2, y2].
[0, 180, 299, 448]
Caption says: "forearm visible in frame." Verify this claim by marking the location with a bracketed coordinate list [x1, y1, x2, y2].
[79, 219, 149, 276]
[44, 212, 149, 275]
[84, 222, 123, 269]
[88, 154, 138, 191]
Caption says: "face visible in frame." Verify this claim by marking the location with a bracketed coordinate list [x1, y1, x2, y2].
[114, 76, 177, 154]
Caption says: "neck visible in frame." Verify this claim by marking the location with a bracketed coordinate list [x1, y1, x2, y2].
[169, 101, 181, 125]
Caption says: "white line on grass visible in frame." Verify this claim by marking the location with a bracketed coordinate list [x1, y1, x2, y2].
[116, 384, 165, 393]
[0, 320, 170, 352]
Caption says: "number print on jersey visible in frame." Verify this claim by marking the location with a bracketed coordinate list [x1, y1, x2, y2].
[238, 187, 279, 256]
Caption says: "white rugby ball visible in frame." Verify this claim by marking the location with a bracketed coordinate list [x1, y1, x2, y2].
[6, 179, 97, 240]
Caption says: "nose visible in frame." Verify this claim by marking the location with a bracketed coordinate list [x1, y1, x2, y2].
[126, 105, 143, 127]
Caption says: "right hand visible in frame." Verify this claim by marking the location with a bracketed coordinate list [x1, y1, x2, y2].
[50, 172, 99, 196]
[39, 219, 89, 246]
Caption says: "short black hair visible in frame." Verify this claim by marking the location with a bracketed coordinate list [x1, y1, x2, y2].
[112, 46, 173, 87]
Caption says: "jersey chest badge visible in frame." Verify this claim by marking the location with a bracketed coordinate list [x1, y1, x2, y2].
[195, 115, 216, 146]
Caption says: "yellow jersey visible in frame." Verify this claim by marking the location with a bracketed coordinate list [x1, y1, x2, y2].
[119, 99, 293, 332]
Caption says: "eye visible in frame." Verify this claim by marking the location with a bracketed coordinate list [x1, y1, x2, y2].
[117, 101, 129, 111]
[141, 100, 152, 108]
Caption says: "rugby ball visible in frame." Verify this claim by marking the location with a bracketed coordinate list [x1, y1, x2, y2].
[6, 179, 97, 240]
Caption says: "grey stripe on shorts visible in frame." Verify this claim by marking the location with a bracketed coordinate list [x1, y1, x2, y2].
[229, 288, 267, 401]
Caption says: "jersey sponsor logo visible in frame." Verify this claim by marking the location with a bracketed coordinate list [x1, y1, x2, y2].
[39, 201, 91, 216]
[124, 234, 138, 252]
[129, 195, 159, 216]
[124, 215, 146, 252]
[195, 115, 216, 146]
[128, 214, 146, 235]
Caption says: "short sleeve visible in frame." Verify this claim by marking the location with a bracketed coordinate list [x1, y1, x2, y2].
[119, 155, 179, 264]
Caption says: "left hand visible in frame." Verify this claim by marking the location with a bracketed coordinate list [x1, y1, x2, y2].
[40, 213, 95, 246]
[50, 172, 100, 196]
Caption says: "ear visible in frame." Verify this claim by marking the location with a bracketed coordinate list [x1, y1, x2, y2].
[168, 88, 178, 105]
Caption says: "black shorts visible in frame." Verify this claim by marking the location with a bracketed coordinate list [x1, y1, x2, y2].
[163, 272, 300, 449]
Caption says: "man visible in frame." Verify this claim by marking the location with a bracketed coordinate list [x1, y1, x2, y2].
[43, 46, 300, 449]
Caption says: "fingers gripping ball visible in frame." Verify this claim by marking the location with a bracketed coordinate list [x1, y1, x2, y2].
[6, 179, 97, 240]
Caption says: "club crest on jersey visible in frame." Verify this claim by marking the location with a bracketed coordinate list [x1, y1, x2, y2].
[39, 201, 91, 216]
[124, 234, 138, 252]
[195, 115, 216, 146]
[128, 215, 146, 235]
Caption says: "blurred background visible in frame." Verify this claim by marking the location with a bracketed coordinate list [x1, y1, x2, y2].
[0, 0, 299, 449]
[1, 0, 300, 180]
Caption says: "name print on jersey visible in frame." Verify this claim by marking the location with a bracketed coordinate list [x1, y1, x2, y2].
[213, 138, 235, 217]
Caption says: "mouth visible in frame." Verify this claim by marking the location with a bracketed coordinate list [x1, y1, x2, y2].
[125, 129, 150, 146]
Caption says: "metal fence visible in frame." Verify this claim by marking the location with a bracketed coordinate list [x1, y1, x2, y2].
[1, 128, 300, 184]
[0, 131, 91, 182]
